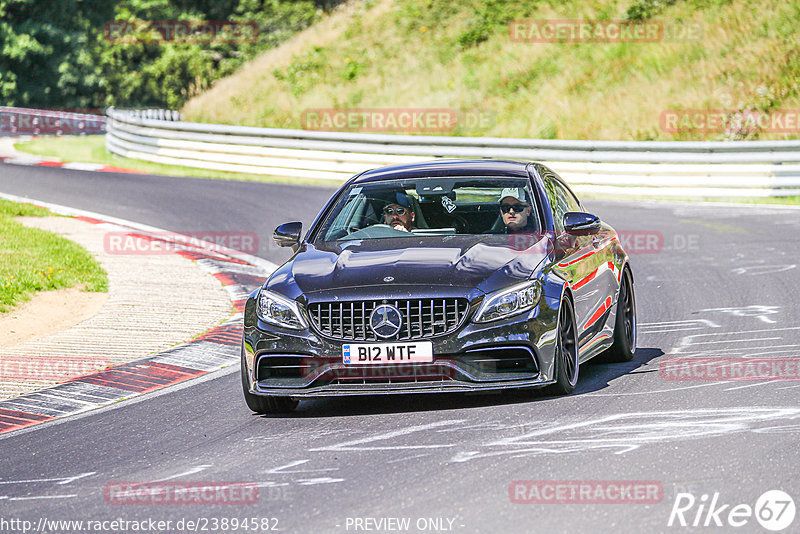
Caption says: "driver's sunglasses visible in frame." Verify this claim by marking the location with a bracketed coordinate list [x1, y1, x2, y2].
[500, 203, 528, 214]
[383, 206, 407, 216]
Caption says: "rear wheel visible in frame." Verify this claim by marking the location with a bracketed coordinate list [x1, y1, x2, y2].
[601, 268, 636, 362]
[544, 296, 579, 396]
[241, 345, 298, 414]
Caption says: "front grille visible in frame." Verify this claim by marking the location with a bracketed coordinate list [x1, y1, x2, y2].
[308, 298, 470, 341]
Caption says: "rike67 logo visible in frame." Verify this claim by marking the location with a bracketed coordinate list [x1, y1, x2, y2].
[668, 490, 795, 531]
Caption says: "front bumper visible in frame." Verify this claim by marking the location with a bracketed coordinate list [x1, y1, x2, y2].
[242, 291, 559, 397]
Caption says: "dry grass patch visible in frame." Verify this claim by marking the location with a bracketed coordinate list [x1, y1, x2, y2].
[183, 0, 800, 141]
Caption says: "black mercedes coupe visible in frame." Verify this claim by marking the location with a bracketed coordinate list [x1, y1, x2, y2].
[242, 160, 636, 413]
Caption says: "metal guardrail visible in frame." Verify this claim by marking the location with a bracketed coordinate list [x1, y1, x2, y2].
[1, 107, 105, 136]
[106, 107, 800, 197]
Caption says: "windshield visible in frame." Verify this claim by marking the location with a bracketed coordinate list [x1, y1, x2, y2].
[315, 176, 540, 243]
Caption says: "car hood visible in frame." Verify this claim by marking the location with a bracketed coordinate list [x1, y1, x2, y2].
[265, 234, 550, 300]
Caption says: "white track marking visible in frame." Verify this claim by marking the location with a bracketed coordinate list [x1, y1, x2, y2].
[686, 337, 782, 345]
[647, 324, 800, 394]
[731, 264, 796, 276]
[669, 326, 800, 356]
[753, 424, 800, 433]
[0, 472, 93, 502]
[296, 477, 345, 485]
[0, 473, 95, 486]
[386, 454, 430, 464]
[152, 465, 212, 482]
[640, 327, 706, 334]
[253, 481, 290, 488]
[679, 325, 800, 337]
[639, 319, 720, 328]
[3, 494, 77, 501]
[57, 472, 96, 485]
[639, 319, 721, 335]
[310, 420, 465, 452]
[723, 382, 782, 391]
[699, 305, 780, 324]
[262, 460, 338, 475]
[678, 347, 800, 357]
[449, 408, 800, 462]
[583, 382, 730, 396]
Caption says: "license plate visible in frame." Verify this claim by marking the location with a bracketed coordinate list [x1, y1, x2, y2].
[342, 342, 433, 365]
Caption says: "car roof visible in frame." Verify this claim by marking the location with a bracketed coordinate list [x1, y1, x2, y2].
[352, 159, 535, 184]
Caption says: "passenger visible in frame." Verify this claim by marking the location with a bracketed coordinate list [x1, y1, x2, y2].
[383, 192, 415, 232]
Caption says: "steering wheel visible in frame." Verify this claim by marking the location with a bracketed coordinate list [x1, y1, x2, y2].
[348, 215, 382, 234]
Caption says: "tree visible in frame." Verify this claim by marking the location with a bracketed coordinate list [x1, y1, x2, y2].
[0, 0, 116, 108]
[0, 0, 347, 110]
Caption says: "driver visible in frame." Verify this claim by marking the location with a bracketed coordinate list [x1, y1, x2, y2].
[383, 192, 415, 232]
[499, 187, 535, 233]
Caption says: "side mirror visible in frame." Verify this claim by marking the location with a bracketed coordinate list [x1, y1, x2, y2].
[564, 212, 601, 235]
[273, 221, 302, 249]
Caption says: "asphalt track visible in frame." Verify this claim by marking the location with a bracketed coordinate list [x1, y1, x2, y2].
[1, 163, 799, 533]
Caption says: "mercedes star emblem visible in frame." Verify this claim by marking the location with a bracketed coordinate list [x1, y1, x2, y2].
[370, 304, 403, 338]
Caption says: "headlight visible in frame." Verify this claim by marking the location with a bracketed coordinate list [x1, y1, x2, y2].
[473, 281, 541, 323]
[256, 290, 308, 330]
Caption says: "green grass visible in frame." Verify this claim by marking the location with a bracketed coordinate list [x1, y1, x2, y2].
[183, 0, 800, 142]
[14, 135, 345, 187]
[0, 199, 108, 313]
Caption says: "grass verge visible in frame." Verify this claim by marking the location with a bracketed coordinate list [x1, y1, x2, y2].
[14, 135, 346, 187]
[0, 199, 108, 313]
[183, 0, 800, 142]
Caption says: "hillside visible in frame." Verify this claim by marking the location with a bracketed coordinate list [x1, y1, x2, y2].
[183, 0, 800, 141]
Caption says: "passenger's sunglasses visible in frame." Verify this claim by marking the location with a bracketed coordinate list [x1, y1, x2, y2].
[500, 203, 528, 214]
[383, 206, 408, 216]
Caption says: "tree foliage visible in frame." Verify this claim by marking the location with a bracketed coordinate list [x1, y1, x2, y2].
[0, 0, 115, 108]
[0, 0, 344, 110]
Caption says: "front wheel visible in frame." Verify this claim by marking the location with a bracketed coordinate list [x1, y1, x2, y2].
[544, 296, 579, 396]
[241, 345, 298, 414]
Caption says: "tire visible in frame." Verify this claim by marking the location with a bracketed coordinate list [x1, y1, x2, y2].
[544, 296, 579, 396]
[241, 345, 298, 414]
[600, 268, 637, 363]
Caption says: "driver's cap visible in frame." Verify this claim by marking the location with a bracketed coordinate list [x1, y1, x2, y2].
[499, 187, 527, 204]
